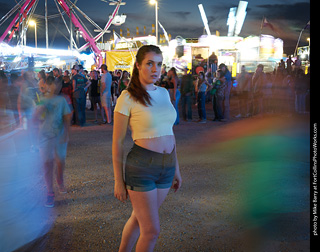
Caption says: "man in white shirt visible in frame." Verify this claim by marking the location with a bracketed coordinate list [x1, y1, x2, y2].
[100, 64, 112, 124]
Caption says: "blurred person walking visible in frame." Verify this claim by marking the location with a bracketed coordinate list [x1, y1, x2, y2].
[252, 64, 266, 116]
[90, 70, 105, 123]
[17, 71, 37, 129]
[112, 45, 182, 252]
[262, 73, 274, 114]
[100, 64, 112, 124]
[33, 76, 72, 207]
[273, 67, 285, 114]
[180, 67, 194, 122]
[282, 70, 295, 115]
[219, 63, 232, 120]
[0, 70, 10, 127]
[7, 73, 20, 125]
[286, 55, 293, 74]
[167, 67, 181, 125]
[293, 55, 301, 73]
[235, 65, 250, 118]
[294, 69, 308, 114]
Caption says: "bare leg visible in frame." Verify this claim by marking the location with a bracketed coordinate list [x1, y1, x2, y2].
[118, 188, 170, 252]
[43, 160, 54, 194]
[98, 102, 106, 121]
[55, 157, 65, 189]
[107, 107, 112, 123]
[103, 105, 112, 123]
[118, 211, 140, 252]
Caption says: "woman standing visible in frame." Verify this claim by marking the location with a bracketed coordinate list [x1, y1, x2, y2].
[118, 70, 130, 95]
[196, 71, 210, 123]
[112, 45, 182, 252]
[213, 69, 227, 121]
[167, 67, 181, 125]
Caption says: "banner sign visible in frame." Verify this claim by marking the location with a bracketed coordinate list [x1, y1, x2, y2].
[106, 50, 137, 73]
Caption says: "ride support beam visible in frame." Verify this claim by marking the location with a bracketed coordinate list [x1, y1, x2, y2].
[0, 0, 36, 43]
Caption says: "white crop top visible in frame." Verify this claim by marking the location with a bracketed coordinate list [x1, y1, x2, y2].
[114, 86, 176, 141]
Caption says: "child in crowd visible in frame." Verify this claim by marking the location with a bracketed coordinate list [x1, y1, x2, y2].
[34, 76, 72, 207]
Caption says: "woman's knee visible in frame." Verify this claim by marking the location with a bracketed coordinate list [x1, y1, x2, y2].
[142, 225, 160, 240]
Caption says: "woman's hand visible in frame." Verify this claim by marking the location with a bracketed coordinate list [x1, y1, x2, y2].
[171, 169, 182, 192]
[114, 180, 128, 203]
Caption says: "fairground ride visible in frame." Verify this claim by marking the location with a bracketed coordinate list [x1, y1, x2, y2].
[0, 0, 126, 67]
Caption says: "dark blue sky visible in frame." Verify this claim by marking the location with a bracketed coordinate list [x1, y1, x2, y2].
[0, 0, 310, 54]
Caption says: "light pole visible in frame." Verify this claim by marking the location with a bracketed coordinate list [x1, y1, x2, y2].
[149, 0, 158, 45]
[29, 20, 37, 48]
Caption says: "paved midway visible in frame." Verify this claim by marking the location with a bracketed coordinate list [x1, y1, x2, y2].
[12, 99, 310, 252]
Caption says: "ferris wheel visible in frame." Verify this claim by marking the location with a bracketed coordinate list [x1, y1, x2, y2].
[0, 0, 126, 67]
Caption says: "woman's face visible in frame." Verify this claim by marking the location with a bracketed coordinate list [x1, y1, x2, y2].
[136, 52, 163, 85]
[91, 71, 97, 80]
[198, 73, 203, 80]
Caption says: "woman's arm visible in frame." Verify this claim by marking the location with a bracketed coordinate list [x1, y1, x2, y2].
[124, 78, 129, 87]
[112, 111, 130, 202]
[171, 135, 182, 192]
[84, 79, 92, 90]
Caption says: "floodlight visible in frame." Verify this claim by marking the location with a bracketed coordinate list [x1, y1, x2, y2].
[227, 7, 237, 36]
[198, 4, 211, 36]
[234, 1, 248, 36]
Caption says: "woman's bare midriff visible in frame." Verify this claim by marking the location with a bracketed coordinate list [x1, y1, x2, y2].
[134, 135, 175, 154]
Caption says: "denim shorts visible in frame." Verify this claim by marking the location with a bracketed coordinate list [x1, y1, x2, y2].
[125, 144, 176, 192]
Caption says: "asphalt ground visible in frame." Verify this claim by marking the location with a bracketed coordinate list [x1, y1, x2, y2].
[9, 97, 311, 252]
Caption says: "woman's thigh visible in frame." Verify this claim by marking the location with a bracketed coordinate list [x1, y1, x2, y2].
[128, 188, 170, 231]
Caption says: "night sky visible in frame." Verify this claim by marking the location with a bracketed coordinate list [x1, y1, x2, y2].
[0, 0, 310, 55]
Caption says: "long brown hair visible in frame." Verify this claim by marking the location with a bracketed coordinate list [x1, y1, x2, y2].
[169, 67, 177, 77]
[127, 45, 162, 106]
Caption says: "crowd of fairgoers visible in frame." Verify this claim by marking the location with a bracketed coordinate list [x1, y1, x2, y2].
[0, 55, 309, 131]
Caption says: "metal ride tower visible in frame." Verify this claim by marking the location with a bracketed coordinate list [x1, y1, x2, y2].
[0, 0, 125, 67]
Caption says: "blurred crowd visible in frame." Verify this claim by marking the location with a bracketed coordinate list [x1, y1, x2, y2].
[156, 59, 310, 125]
[0, 58, 310, 133]
[0, 65, 132, 131]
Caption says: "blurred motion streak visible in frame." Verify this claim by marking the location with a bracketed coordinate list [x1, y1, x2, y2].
[1, 79, 53, 251]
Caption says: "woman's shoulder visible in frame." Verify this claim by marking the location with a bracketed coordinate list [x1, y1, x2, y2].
[119, 89, 130, 98]
[155, 86, 170, 95]
[156, 86, 167, 92]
